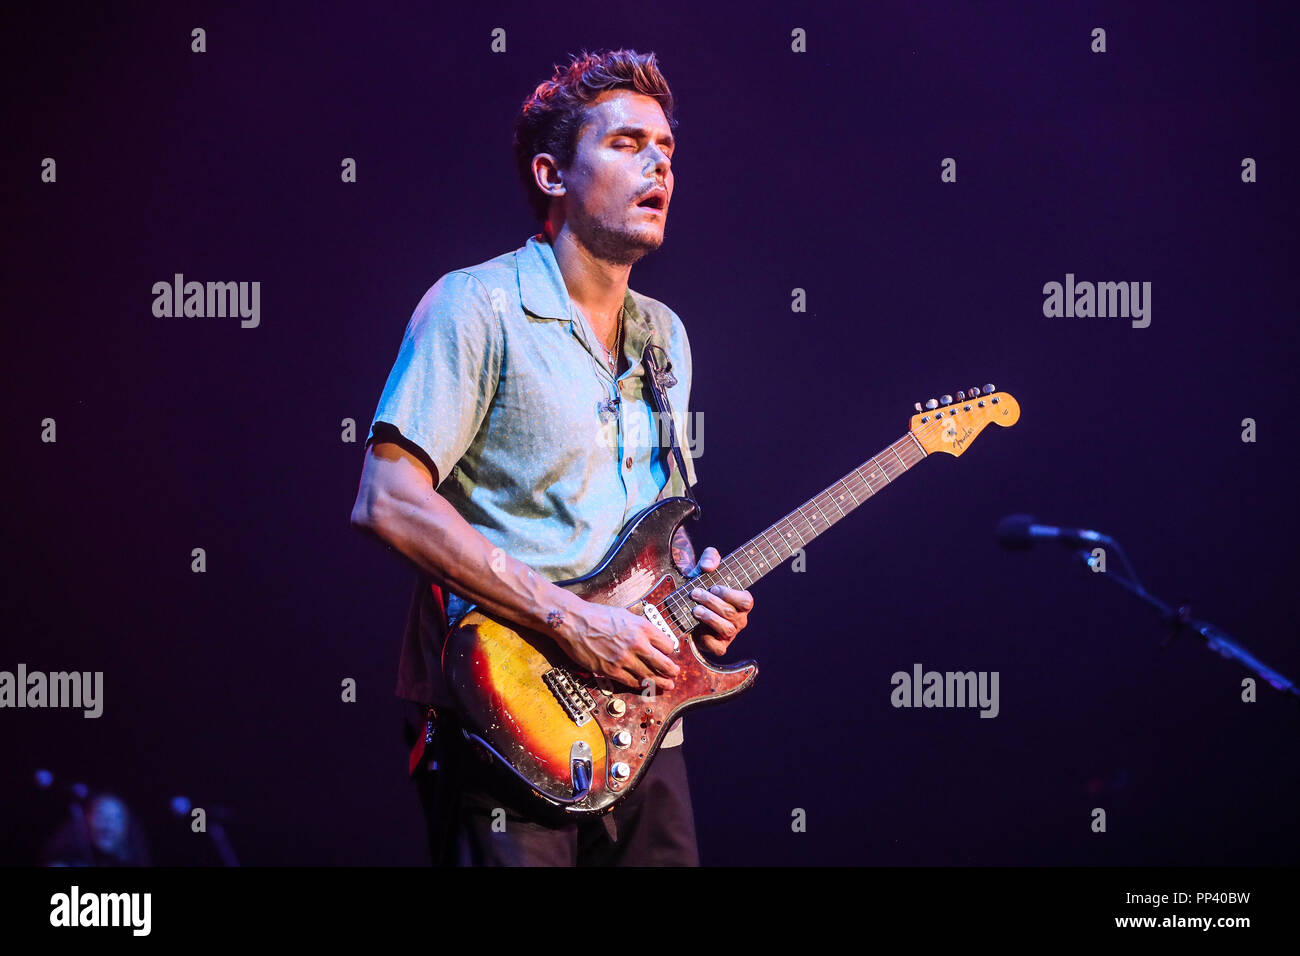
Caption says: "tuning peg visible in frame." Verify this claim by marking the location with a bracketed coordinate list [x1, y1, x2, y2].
[970, 386, 980, 398]
[914, 402, 923, 413]
[940, 394, 953, 405]
[955, 390, 965, 401]
[982, 384, 995, 395]
[925, 398, 938, 410]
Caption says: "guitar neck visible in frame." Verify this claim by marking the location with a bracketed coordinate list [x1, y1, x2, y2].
[694, 432, 929, 593]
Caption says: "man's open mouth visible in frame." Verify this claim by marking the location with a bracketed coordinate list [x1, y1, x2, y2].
[635, 188, 667, 211]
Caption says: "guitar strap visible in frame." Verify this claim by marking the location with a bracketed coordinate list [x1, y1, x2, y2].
[641, 342, 701, 518]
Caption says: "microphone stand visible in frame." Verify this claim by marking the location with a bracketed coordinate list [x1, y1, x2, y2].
[1073, 541, 1299, 706]
[68, 790, 96, 867]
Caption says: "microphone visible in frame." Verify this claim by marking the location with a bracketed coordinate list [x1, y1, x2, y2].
[597, 396, 620, 423]
[996, 514, 1112, 550]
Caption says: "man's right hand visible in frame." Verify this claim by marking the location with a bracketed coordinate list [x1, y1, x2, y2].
[556, 601, 681, 693]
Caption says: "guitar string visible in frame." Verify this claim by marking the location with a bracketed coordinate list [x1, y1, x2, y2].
[660, 422, 929, 622]
[661, 408, 985, 612]
[659, 444, 919, 626]
[655, 403, 1008, 631]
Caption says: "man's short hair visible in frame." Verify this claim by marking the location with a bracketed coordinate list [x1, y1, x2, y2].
[513, 48, 678, 224]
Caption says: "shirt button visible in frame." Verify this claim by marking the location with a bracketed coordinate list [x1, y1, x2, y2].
[624, 456, 633, 469]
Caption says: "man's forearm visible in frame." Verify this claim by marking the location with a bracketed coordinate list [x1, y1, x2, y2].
[354, 487, 586, 639]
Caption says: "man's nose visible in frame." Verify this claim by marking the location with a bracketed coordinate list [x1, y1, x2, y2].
[646, 147, 671, 177]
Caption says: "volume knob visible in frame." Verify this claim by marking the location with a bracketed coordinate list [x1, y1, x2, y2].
[611, 762, 631, 780]
[607, 699, 627, 717]
[612, 730, 632, 748]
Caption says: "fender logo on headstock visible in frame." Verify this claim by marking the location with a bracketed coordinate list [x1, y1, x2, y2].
[943, 423, 975, 450]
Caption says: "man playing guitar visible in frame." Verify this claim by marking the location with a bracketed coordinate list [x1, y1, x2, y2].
[351, 48, 754, 866]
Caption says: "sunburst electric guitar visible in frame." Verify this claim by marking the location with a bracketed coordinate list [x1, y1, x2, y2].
[442, 387, 1021, 815]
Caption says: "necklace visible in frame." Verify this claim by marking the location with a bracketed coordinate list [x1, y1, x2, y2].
[580, 304, 625, 376]
[600, 305, 625, 374]
[576, 303, 626, 425]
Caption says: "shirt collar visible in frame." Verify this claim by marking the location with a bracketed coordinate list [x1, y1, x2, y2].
[516, 233, 656, 351]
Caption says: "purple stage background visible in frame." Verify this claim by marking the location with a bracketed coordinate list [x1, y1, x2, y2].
[3, 0, 1297, 865]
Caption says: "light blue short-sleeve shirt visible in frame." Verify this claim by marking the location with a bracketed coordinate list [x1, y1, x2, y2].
[367, 233, 698, 746]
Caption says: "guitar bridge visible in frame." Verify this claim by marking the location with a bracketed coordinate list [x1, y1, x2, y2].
[542, 667, 596, 726]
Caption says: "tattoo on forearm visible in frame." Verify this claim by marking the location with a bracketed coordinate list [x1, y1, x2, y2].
[671, 525, 695, 575]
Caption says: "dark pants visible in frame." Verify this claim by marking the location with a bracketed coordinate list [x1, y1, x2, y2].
[402, 703, 700, 866]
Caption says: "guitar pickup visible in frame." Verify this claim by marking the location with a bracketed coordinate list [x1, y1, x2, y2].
[641, 602, 680, 653]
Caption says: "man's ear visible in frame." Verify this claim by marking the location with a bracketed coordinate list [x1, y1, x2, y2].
[533, 153, 565, 197]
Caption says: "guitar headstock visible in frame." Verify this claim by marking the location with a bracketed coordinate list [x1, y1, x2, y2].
[909, 385, 1020, 457]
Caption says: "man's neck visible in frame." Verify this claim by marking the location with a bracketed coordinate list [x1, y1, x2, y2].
[546, 226, 632, 340]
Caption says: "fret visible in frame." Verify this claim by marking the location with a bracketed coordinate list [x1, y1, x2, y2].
[710, 560, 743, 592]
[824, 486, 849, 519]
[754, 530, 781, 569]
[665, 597, 694, 632]
[806, 498, 832, 532]
[777, 516, 806, 552]
[848, 466, 873, 501]
[821, 489, 842, 520]
[870, 456, 891, 484]
[734, 548, 761, 586]
[889, 445, 907, 473]
[711, 565, 737, 590]
[842, 476, 862, 506]
[793, 504, 820, 542]
[728, 554, 759, 590]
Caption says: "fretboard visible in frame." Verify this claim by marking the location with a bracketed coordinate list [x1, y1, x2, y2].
[678, 431, 928, 600]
